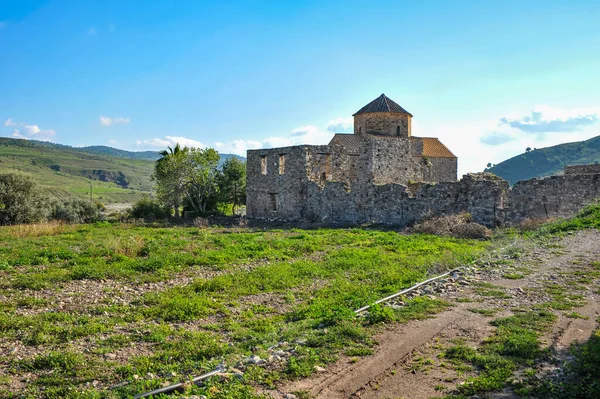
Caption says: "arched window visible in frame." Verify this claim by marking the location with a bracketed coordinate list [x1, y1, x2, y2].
[359, 126, 362, 134]
[396, 126, 401, 136]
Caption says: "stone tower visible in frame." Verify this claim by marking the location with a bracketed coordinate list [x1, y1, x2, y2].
[353, 93, 412, 138]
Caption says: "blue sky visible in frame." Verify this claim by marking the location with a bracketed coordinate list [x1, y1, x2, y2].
[1, 0, 600, 174]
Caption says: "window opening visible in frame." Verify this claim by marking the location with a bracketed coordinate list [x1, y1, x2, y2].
[279, 155, 285, 174]
[397, 126, 401, 136]
[269, 193, 277, 211]
[261, 156, 267, 175]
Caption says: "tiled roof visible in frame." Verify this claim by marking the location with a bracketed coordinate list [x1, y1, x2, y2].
[411, 137, 456, 158]
[329, 134, 362, 154]
[353, 94, 413, 116]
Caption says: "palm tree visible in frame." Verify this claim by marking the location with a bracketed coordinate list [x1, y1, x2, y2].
[154, 143, 188, 218]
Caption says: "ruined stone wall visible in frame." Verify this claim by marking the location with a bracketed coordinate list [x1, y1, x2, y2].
[248, 142, 600, 227]
[354, 112, 411, 138]
[564, 164, 600, 175]
[366, 136, 422, 185]
[506, 173, 600, 223]
[420, 157, 458, 183]
[302, 174, 509, 227]
[246, 146, 311, 220]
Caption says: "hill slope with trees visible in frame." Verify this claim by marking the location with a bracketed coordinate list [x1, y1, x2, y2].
[0, 137, 245, 203]
[485, 135, 600, 185]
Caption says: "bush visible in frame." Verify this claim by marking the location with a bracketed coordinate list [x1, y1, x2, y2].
[411, 213, 492, 239]
[519, 218, 555, 231]
[129, 197, 170, 220]
[50, 198, 100, 223]
[193, 217, 209, 228]
[0, 172, 50, 225]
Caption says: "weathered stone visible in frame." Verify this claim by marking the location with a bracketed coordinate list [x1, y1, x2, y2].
[246, 95, 600, 227]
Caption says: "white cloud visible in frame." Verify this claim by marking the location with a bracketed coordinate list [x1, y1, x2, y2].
[136, 136, 205, 150]
[4, 119, 55, 141]
[214, 124, 335, 156]
[326, 117, 353, 132]
[498, 106, 600, 133]
[23, 124, 41, 135]
[479, 132, 516, 146]
[100, 116, 130, 127]
[108, 139, 117, 145]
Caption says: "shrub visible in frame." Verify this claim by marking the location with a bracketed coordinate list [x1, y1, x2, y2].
[193, 217, 209, 228]
[411, 213, 491, 239]
[0, 172, 50, 225]
[50, 198, 100, 223]
[519, 218, 554, 231]
[129, 197, 170, 220]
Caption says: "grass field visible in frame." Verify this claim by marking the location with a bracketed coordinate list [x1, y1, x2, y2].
[0, 143, 153, 203]
[0, 224, 488, 398]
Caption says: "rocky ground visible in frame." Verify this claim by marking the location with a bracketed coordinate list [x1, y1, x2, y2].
[266, 230, 600, 399]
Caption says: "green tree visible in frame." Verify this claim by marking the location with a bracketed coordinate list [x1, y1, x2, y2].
[183, 148, 221, 215]
[219, 157, 246, 215]
[153, 144, 188, 218]
[0, 172, 49, 225]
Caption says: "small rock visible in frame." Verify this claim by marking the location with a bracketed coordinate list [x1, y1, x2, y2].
[284, 394, 297, 399]
[314, 366, 326, 372]
[104, 353, 117, 360]
[167, 371, 177, 377]
[145, 372, 155, 379]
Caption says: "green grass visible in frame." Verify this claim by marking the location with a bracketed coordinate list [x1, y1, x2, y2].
[445, 310, 556, 395]
[0, 223, 487, 398]
[536, 202, 600, 234]
[535, 329, 600, 399]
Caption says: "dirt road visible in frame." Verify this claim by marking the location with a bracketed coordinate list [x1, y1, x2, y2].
[272, 230, 600, 399]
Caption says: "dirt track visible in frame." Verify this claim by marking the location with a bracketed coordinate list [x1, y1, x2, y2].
[271, 230, 600, 399]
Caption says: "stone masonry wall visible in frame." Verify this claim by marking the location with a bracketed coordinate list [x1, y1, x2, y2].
[302, 173, 509, 227]
[564, 164, 600, 175]
[506, 173, 600, 223]
[249, 164, 600, 227]
[354, 112, 411, 138]
[248, 142, 600, 227]
[246, 146, 311, 220]
[420, 157, 458, 183]
[367, 136, 422, 185]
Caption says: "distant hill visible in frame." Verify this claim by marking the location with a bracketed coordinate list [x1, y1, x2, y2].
[0, 137, 245, 203]
[486, 135, 600, 185]
[77, 145, 162, 161]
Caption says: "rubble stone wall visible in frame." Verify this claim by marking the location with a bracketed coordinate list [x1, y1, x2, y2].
[248, 145, 600, 227]
[506, 173, 600, 223]
[354, 112, 411, 138]
[564, 164, 600, 175]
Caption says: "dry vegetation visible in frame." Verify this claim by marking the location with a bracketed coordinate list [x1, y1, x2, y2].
[411, 213, 492, 239]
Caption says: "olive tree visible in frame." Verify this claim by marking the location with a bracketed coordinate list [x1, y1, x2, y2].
[0, 172, 49, 225]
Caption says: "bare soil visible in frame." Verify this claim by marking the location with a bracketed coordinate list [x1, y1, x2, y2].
[271, 230, 600, 399]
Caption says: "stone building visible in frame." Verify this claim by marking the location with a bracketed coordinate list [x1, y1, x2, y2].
[246, 94, 457, 220]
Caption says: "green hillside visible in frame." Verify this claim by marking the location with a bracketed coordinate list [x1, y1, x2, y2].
[0, 138, 155, 203]
[0, 138, 247, 204]
[485, 135, 600, 185]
